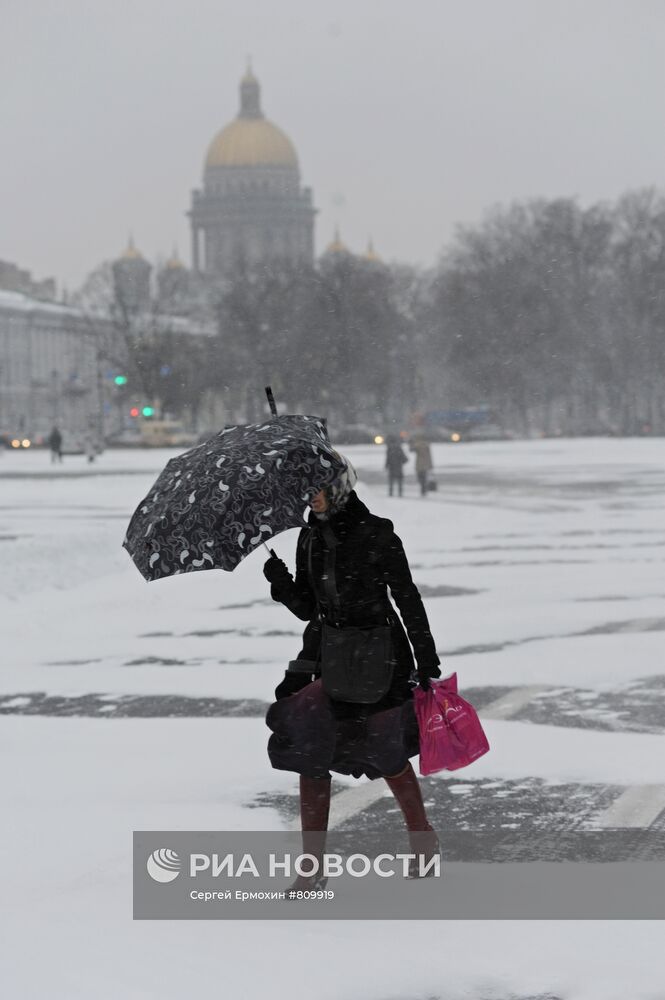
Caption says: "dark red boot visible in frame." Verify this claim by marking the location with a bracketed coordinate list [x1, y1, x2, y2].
[289, 775, 331, 893]
[384, 762, 440, 878]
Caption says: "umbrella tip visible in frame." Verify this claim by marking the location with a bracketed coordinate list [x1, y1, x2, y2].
[265, 386, 278, 417]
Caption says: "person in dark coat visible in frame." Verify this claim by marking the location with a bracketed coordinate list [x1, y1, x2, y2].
[263, 457, 441, 888]
[48, 426, 63, 464]
[385, 434, 408, 497]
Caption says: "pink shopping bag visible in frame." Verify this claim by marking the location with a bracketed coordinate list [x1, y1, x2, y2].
[413, 673, 490, 775]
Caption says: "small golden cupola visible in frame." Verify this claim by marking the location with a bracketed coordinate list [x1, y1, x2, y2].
[164, 247, 184, 270]
[362, 238, 383, 263]
[120, 235, 144, 260]
[325, 227, 352, 255]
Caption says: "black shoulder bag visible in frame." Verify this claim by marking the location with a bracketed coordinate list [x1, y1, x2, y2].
[307, 526, 395, 704]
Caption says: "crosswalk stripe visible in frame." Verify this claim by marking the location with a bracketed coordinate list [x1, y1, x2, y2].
[478, 685, 553, 719]
[592, 784, 665, 828]
[328, 781, 389, 830]
[286, 779, 388, 832]
[612, 618, 665, 633]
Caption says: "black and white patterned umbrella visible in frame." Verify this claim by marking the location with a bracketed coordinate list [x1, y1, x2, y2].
[123, 414, 345, 581]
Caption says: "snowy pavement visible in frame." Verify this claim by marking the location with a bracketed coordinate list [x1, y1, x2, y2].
[2, 438, 665, 999]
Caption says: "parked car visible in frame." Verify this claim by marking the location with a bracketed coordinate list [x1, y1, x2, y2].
[466, 423, 515, 442]
[106, 429, 143, 448]
[1, 432, 34, 449]
[419, 425, 458, 442]
[139, 420, 197, 448]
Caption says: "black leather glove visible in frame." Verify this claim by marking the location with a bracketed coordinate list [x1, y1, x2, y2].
[274, 668, 316, 700]
[417, 660, 442, 691]
[263, 555, 292, 586]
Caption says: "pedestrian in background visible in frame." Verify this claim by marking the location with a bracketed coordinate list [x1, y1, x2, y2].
[385, 434, 408, 496]
[410, 434, 433, 496]
[84, 433, 99, 464]
[48, 426, 63, 464]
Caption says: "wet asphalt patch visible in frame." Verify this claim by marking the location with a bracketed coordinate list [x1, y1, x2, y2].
[138, 625, 301, 639]
[339, 777, 620, 836]
[218, 598, 274, 611]
[455, 540, 665, 552]
[415, 556, 665, 570]
[404, 996, 563, 1000]
[251, 777, 622, 849]
[390, 996, 562, 1000]
[476, 527, 664, 538]
[398, 995, 563, 1000]
[0, 469, 152, 481]
[183, 628, 253, 638]
[360, 463, 665, 500]
[446, 617, 665, 657]
[574, 593, 665, 602]
[123, 656, 201, 666]
[0, 691, 268, 718]
[45, 658, 103, 666]
[416, 583, 481, 597]
[580, 618, 665, 635]
[513, 675, 665, 734]
[5, 676, 665, 734]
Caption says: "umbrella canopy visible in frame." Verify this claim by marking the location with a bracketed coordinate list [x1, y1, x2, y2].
[123, 414, 346, 581]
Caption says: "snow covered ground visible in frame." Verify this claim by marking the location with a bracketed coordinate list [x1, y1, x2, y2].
[2, 437, 665, 999]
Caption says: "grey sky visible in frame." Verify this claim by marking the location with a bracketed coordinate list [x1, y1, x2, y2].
[2, 0, 665, 291]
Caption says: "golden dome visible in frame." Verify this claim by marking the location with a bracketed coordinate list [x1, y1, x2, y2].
[120, 235, 143, 260]
[205, 67, 298, 169]
[325, 227, 351, 255]
[362, 239, 382, 263]
[165, 247, 184, 269]
[205, 118, 298, 169]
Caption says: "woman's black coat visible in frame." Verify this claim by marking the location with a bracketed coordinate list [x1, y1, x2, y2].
[268, 491, 440, 710]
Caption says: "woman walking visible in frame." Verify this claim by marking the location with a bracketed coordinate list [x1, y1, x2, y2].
[410, 434, 433, 496]
[263, 459, 441, 888]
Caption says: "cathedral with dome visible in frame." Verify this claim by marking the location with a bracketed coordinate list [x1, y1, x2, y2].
[188, 66, 316, 278]
[109, 67, 383, 311]
[0, 66, 394, 446]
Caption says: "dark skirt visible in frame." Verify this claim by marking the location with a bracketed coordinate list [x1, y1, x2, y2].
[265, 678, 420, 780]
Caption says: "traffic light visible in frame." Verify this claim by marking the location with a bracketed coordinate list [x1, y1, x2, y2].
[114, 375, 128, 386]
[142, 406, 155, 418]
[130, 407, 140, 418]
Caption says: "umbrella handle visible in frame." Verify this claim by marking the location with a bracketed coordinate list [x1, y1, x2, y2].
[265, 386, 277, 417]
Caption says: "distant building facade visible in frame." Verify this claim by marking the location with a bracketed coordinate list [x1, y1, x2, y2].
[0, 259, 56, 302]
[189, 68, 316, 278]
[0, 290, 105, 444]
